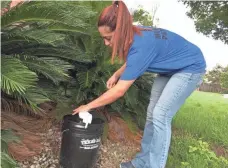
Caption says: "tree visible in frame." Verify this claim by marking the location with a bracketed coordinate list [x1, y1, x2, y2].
[132, 5, 158, 26]
[204, 65, 224, 85]
[182, 1, 228, 44]
[204, 64, 228, 92]
[133, 6, 152, 26]
[220, 66, 228, 89]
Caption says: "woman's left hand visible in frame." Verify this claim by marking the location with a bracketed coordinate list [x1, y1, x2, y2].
[72, 105, 91, 115]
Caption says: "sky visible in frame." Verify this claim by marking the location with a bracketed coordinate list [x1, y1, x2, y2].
[124, 0, 228, 71]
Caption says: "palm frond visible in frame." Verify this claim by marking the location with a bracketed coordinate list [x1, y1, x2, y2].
[2, 29, 65, 46]
[1, 86, 50, 115]
[1, 1, 11, 9]
[124, 84, 139, 108]
[110, 99, 125, 113]
[0, 152, 18, 168]
[76, 69, 97, 88]
[47, 23, 92, 35]
[20, 55, 72, 84]
[1, 1, 96, 29]
[1, 56, 38, 95]
[22, 46, 94, 62]
[1, 129, 20, 146]
[1, 96, 37, 115]
[1, 129, 20, 168]
[136, 112, 147, 129]
[24, 87, 50, 105]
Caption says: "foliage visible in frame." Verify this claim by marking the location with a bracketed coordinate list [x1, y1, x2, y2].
[203, 64, 228, 93]
[167, 91, 228, 167]
[220, 66, 228, 89]
[132, 5, 158, 26]
[1, 129, 20, 168]
[51, 1, 154, 128]
[188, 140, 228, 167]
[204, 65, 225, 85]
[54, 26, 153, 128]
[167, 134, 228, 168]
[181, 1, 228, 44]
[132, 6, 153, 26]
[173, 91, 228, 146]
[1, 1, 96, 114]
[1, 1, 154, 129]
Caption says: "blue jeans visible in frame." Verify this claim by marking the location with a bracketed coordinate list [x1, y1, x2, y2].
[131, 72, 204, 168]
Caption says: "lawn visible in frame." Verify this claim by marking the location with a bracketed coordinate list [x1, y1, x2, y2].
[166, 91, 228, 168]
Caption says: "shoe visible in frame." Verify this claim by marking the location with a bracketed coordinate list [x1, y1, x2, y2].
[120, 161, 135, 168]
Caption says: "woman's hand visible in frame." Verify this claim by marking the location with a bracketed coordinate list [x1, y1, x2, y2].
[106, 74, 119, 89]
[72, 105, 91, 115]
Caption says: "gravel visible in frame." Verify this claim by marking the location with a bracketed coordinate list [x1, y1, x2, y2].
[18, 125, 140, 168]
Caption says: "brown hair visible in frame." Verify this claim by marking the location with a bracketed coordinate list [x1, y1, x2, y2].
[98, 1, 142, 63]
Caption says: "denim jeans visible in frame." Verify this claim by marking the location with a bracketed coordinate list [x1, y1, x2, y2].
[131, 72, 204, 168]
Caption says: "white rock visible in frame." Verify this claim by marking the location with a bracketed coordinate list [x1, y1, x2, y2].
[35, 165, 40, 168]
[30, 165, 35, 168]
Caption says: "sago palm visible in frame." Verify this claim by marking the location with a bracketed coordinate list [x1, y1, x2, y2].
[47, 1, 155, 129]
[1, 1, 96, 114]
[54, 24, 154, 130]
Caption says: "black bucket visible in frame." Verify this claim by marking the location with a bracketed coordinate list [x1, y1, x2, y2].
[59, 112, 104, 168]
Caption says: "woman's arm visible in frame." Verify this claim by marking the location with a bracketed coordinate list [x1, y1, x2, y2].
[113, 63, 126, 78]
[72, 79, 135, 114]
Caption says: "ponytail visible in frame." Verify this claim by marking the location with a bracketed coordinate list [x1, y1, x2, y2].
[98, 1, 142, 63]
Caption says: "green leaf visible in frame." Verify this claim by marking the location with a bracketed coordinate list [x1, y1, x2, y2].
[1, 56, 38, 95]
[2, 29, 65, 46]
[76, 69, 97, 88]
[1, 129, 20, 144]
[24, 87, 50, 105]
[182, 1, 228, 44]
[21, 56, 72, 84]
[48, 23, 91, 35]
[1, 129, 20, 154]
[1, 1, 96, 28]
[1, 1, 11, 9]
[1, 152, 18, 168]
[189, 146, 198, 153]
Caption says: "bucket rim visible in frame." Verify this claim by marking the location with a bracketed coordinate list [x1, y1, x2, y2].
[63, 114, 105, 126]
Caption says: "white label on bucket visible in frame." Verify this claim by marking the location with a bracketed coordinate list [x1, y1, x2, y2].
[80, 138, 101, 150]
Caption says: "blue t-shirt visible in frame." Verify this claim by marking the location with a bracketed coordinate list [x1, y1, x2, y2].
[120, 28, 206, 80]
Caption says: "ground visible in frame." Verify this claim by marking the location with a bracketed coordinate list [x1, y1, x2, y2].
[6, 91, 228, 167]
[17, 124, 140, 168]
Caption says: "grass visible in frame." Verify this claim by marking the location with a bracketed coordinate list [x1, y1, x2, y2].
[55, 91, 228, 167]
[173, 91, 228, 146]
[167, 133, 228, 168]
[167, 91, 228, 168]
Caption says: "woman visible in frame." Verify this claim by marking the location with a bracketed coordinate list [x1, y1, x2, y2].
[73, 1, 206, 168]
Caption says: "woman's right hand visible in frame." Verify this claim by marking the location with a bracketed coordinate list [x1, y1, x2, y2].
[106, 74, 119, 89]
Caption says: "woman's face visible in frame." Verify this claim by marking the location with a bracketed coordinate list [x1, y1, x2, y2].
[98, 26, 114, 47]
